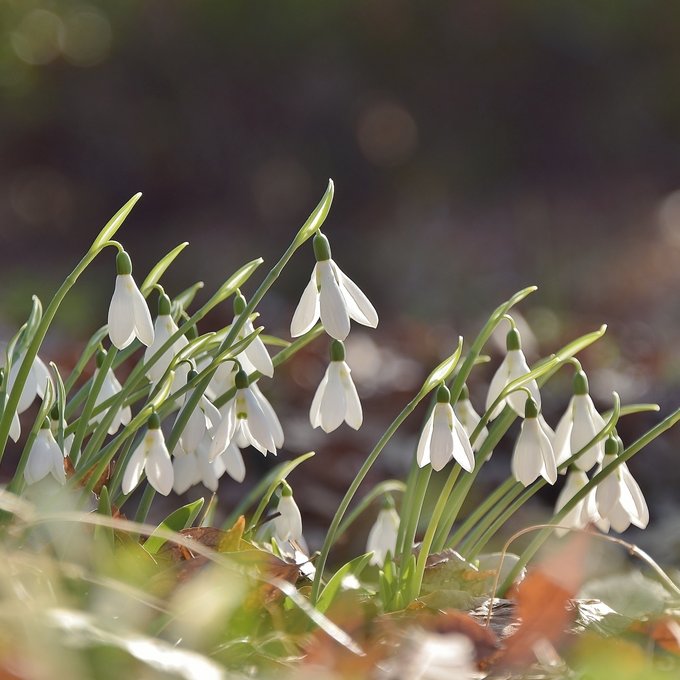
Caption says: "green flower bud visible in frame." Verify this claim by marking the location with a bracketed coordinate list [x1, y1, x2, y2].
[280, 481, 293, 497]
[158, 293, 171, 316]
[604, 434, 619, 456]
[234, 369, 249, 390]
[233, 293, 247, 315]
[506, 327, 521, 351]
[436, 383, 451, 404]
[116, 250, 132, 276]
[524, 396, 539, 419]
[330, 339, 345, 362]
[573, 370, 589, 396]
[148, 411, 161, 430]
[313, 232, 332, 262]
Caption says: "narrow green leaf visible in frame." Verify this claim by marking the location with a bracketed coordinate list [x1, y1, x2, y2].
[24, 295, 43, 344]
[173, 281, 205, 313]
[90, 193, 143, 253]
[293, 179, 335, 246]
[95, 486, 115, 549]
[143, 498, 205, 554]
[317, 553, 373, 614]
[211, 258, 264, 306]
[141, 242, 190, 296]
[421, 336, 464, 394]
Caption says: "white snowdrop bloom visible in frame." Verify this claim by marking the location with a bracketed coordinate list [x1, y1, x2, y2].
[273, 483, 303, 543]
[214, 441, 246, 483]
[553, 370, 606, 472]
[209, 370, 282, 459]
[366, 505, 400, 567]
[231, 293, 274, 378]
[485, 327, 540, 420]
[122, 412, 173, 496]
[454, 385, 489, 454]
[4, 347, 53, 415]
[554, 469, 596, 537]
[107, 250, 154, 350]
[172, 445, 199, 495]
[24, 420, 66, 485]
[143, 293, 189, 386]
[92, 350, 131, 435]
[511, 397, 557, 486]
[417, 384, 475, 473]
[309, 340, 362, 433]
[3, 395, 21, 442]
[175, 369, 222, 455]
[594, 437, 649, 533]
[290, 231, 378, 341]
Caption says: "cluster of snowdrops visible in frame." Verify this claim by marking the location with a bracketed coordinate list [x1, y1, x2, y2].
[0, 181, 671, 610]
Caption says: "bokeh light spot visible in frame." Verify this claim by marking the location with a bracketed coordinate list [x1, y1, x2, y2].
[356, 99, 418, 167]
[11, 10, 64, 66]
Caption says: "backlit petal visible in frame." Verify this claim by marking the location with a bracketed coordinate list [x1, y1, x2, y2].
[290, 268, 320, 337]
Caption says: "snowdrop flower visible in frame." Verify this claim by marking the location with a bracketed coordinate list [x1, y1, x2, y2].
[454, 384, 489, 454]
[0, 384, 21, 442]
[511, 397, 557, 486]
[290, 231, 378, 341]
[209, 369, 283, 459]
[172, 445, 199, 495]
[594, 436, 649, 533]
[122, 412, 173, 496]
[175, 369, 221, 454]
[108, 250, 154, 350]
[24, 419, 66, 485]
[554, 469, 597, 537]
[143, 293, 189, 386]
[554, 370, 606, 472]
[273, 482, 303, 543]
[485, 327, 540, 420]
[231, 293, 273, 378]
[4, 347, 53, 415]
[92, 349, 131, 435]
[417, 384, 475, 472]
[366, 501, 400, 567]
[310, 340, 362, 433]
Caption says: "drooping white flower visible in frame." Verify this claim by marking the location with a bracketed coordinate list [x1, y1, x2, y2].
[209, 370, 282, 459]
[143, 293, 189, 387]
[553, 469, 596, 537]
[366, 504, 400, 567]
[201, 358, 236, 401]
[122, 412, 173, 496]
[554, 370, 606, 472]
[417, 384, 475, 472]
[454, 385, 489, 454]
[485, 327, 540, 420]
[231, 293, 274, 378]
[24, 419, 66, 485]
[511, 397, 557, 486]
[4, 346, 53, 415]
[175, 369, 222, 455]
[214, 440, 246, 483]
[172, 445, 199, 495]
[594, 437, 649, 533]
[92, 350, 131, 435]
[309, 340, 362, 433]
[290, 232, 378, 341]
[273, 483, 303, 543]
[107, 250, 154, 350]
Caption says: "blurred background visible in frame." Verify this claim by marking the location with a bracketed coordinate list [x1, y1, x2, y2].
[2, 0, 680, 558]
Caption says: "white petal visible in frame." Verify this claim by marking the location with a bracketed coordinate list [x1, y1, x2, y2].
[274, 495, 303, 542]
[506, 350, 540, 416]
[33, 355, 53, 401]
[538, 428, 557, 484]
[144, 315, 175, 383]
[173, 451, 199, 494]
[334, 263, 378, 328]
[512, 418, 545, 486]
[9, 352, 39, 414]
[196, 448, 219, 492]
[571, 395, 604, 472]
[366, 508, 399, 566]
[318, 261, 350, 341]
[130, 280, 155, 347]
[485, 355, 511, 420]
[220, 443, 246, 483]
[241, 320, 274, 377]
[50, 437, 66, 485]
[24, 431, 54, 485]
[608, 501, 633, 533]
[145, 430, 173, 496]
[243, 389, 277, 453]
[319, 362, 346, 433]
[429, 404, 454, 472]
[452, 417, 475, 472]
[339, 362, 362, 430]
[108, 275, 137, 350]
[250, 382, 284, 448]
[619, 465, 649, 529]
[9, 409, 21, 443]
[181, 405, 208, 454]
[209, 400, 237, 460]
[290, 267, 320, 337]
[201, 396, 222, 431]
[122, 440, 148, 494]
[416, 412, 435, 468]
[553, 402, 574, 468]
[595, 461, 620, 517]
[309, 368, 330, 429]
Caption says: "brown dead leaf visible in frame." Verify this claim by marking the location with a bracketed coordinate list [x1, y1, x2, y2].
[629, 616, 680, 655]
[495, 531, 591, 669]
[65, 456, 112, 495]
[158, 516, 247, 562]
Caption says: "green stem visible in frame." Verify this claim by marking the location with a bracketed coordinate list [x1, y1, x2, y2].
[336, 480, 405, 540]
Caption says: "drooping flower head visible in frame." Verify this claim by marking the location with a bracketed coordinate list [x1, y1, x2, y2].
[554, 370, 606, 472]
[273, 482, 303, 544]
[92, 348, 131, 435]
[454, 384, 490, 455]
[209, 369, 283, 459]
[511, 396, 557, 486]
[594, 435, 649, 533]
[3, 342, 53, 415]
[553, 469, 598, 537]
[108, 250, 154, 350]
[417, 383, 475, 472]
[290, 231, 378, 341]
[310, 339, 362, 433]
[143, 293, 189, 387]
[231, 292, 274, 378]
[25, 418, 66, 485]
[366, 498, 400, 567]
[485, 326, 540, 420]
[122, 411, 173, 496]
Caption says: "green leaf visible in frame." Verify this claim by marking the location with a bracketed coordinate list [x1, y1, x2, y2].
[142, 498, 205, 554]
[173, 281, 205, 313]
[293, 178, 335, 246]
[140, 242, 190, 296]
[24, 295, 43, 345]
[49, 361, 67, 451]
[421, 336, 464, 394]
[317, 552, 373, 614]
[95, 486, 115, 549]
[90, 193, 142, 253]
[211, 258, 264, 306]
